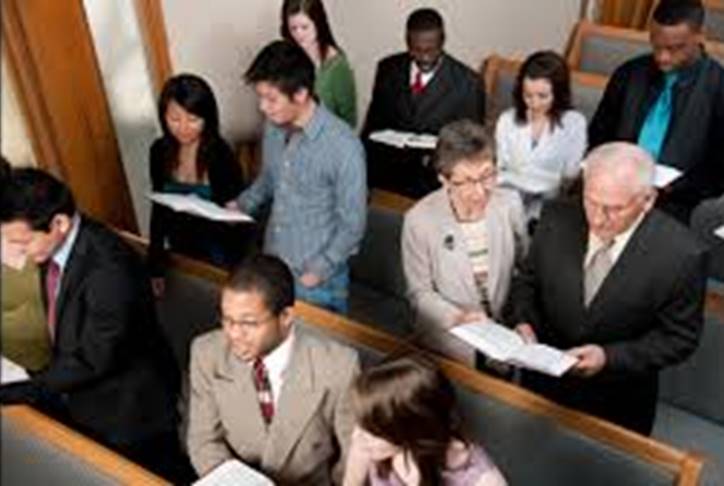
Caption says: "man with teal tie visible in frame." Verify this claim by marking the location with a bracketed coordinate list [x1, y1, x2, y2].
[589, 0, 724, 223]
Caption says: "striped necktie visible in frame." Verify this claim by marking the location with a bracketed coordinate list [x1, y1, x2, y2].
[252, 358, 275, 425]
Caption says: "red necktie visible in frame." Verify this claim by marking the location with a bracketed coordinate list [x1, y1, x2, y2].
[411, 69, 425, 95]
[45, 260, 61, 338]
[252, 358, 275, 425]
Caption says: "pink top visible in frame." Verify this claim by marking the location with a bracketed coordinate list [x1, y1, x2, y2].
[368, 444, 496, 486]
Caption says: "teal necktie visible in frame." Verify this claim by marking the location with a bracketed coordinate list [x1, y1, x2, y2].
[637, 72, 678, 161]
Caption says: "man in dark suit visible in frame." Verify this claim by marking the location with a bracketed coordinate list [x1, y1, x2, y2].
[362, 8, 485, 198]
[588, 0, 724, 223]
[0, 169, 183, 479]
[507, 142, 707, 435]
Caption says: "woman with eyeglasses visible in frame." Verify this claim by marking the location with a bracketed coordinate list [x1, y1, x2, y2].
[495, 50, 587, 225]
[401, 120, 529, 367]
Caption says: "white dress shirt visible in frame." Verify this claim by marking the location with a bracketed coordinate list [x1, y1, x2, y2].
[260, 328, 295, 405]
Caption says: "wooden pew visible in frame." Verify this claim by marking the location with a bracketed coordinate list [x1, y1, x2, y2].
[120, 231, 718, 485]
[482, 53, 608, 126]
[1, 405, 169, 485]
[566, 20, 724, 77]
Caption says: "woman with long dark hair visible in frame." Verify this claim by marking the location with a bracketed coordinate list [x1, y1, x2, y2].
[148, 74, 245, 296]
[495, 50, 587, 223]
[343, 356, 507, 486]
[281, 0, 357, 126]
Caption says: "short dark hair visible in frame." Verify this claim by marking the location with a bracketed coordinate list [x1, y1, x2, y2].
[0, 155, 11, 183]
[281, 0, 339, 62]
[223, 254, 295, 316]
[433, 119, 495, 177]
[157, 73, 222, 179]
[652, 0, 705, 30]
[406, 8, 444, 34]
[244, 40, 315, 99]
[353, 355, 465, 483]
[0, 168, 76, 232]
[513, 50, 573, 128]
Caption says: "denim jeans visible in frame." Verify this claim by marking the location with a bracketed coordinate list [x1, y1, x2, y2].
[295, 265, 349, 314]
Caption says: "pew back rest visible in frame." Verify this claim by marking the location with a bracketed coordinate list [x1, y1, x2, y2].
[659, 300, 724, 425]
[567, 21, 724, 77]
[704, 1, 724, 42]
[349, 190, 414, 300]
[482, 54, 607, 126]
[294, 304, 714, 486]
[691, 197, 724, 282]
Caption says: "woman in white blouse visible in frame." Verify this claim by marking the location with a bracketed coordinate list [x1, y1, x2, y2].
[495, 50, 587, 223]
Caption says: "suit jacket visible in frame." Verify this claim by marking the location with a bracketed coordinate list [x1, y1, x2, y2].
[506, 199, 707, 433]
[402, 188, 529, 366]
[35, 216, 177, 445]
[588, 53, 724, 221]
[187, 325, 359, 485]
[362, 52, 486, 198]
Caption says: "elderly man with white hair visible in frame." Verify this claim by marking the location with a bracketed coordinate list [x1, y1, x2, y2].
[506, 141, 708, 435]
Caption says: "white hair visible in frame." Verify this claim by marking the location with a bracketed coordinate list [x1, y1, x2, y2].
[583, 142, 655, 195]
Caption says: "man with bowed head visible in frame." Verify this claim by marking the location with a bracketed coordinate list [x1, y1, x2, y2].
[507, 142, 707, 435]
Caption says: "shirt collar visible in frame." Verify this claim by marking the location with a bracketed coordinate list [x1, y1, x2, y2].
[586, 210, 646, 266]
[52, 213, 81, 272]
[261, 325, 295, 381]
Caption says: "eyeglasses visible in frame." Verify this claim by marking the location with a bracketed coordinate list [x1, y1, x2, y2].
[219, 311, 276, 331]
[447, 171, 497, 191]
[583, 194, 646, 220]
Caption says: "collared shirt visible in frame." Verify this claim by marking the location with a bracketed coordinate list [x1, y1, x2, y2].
[50, 213, 81, 298]
[584, 211, 646, 268]
[260, 329, 295, 405]
[409, 60, 438, 89]
[237, 104, 367, 281]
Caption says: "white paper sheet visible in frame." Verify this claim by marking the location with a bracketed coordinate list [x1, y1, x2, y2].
[369, 130, 437, 150]
[653, 165, 683, 188]
[450, 321, 576, 377]
[715, 225, 724, 240]
[149, 193, 254, 223]
[1, 356, 29, 385]
[192, 459, 274, 486]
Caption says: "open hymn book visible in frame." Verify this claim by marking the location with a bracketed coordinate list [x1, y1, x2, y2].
[450, 321, 577, 377]
[369, 130, 438, 150]
[192, 459, 274, 486]
[149, 193, 254, 224]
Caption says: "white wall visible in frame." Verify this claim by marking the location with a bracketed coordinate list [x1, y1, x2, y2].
[83, 0, 160, 235]
[1, 59, 36, 167]
[162, 0, 582, 144]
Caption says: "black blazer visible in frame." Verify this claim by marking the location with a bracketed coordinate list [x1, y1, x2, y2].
[361, 52, 485, 197]
[506, 199, 707, 433]
[362, 52, 485, 137]
[36, 217, 178, 445]
[588, 53, 724, 221]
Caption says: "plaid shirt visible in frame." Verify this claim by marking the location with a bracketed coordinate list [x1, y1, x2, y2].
[237, 105, 367, 281]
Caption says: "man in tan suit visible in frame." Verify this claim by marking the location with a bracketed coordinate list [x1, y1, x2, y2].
[187, 254, 359, 485]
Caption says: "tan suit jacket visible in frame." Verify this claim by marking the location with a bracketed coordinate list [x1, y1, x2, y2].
[187, 324, 359, 485]
[402, 187, 529, 366]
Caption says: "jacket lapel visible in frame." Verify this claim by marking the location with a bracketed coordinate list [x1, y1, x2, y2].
[435, 191, 480, 307]
[262, 331, 326, 472]
[52, 219, 88, 339]
[586, 213, 653, 321]
[215, 344, 268, 444]
[413, 56, 453, 121]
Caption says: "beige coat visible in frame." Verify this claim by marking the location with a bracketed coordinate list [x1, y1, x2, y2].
[402, 187, 529, 366]
[187, 325, 359, 485]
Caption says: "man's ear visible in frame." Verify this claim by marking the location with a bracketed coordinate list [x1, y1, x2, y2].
[279, 306, 295, 334]
[292, 87, 310, 105]
[643, 188, 658, 213]
[51, 214, 72, 237]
